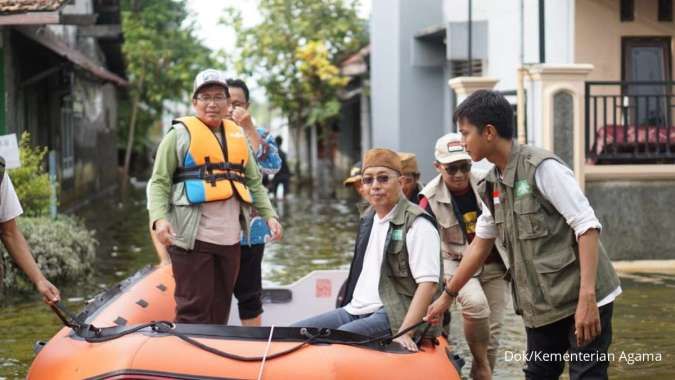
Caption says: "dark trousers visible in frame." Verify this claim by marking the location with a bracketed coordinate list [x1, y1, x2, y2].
[234, 244, 265, 320]
[168, 241, 241, 324]
[524, 302, 614, 380]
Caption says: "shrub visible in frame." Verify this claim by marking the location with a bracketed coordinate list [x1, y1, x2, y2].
[0, 215, 97, 293]
[8, 132, 54, 217]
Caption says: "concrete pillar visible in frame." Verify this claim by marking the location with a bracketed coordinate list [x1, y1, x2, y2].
[310, 125, 319, 182]
[448, 76, 500, 172]
[448, 76, 499, 105]
[360, 79, 372, 153]
[526, 64, 593, 189]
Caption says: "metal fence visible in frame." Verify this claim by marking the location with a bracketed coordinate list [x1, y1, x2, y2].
[585, 81, 675, 164]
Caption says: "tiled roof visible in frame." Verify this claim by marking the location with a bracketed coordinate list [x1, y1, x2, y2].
[0, 0, 68, 13]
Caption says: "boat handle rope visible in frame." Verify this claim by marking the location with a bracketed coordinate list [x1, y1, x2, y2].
[153, 322, 325, 362]
[49, 301, 436, 361]
[49, 301, 82, 329]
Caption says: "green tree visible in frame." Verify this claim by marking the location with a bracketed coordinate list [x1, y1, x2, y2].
[224, 0, 367, 176]
[9, 132, 52, 217]
[120, 0, 213, 185]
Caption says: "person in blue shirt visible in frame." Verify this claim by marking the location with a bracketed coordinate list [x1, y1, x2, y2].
[227, 78, 281, 326]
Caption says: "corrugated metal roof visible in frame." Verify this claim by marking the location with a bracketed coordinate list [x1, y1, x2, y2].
[0, 0, 68, 13]
[18, 26, 128, 87]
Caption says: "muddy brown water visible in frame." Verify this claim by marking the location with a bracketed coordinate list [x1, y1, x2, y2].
[0, 190, 672, 379]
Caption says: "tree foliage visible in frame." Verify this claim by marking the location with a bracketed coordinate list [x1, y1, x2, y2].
[9, 132, 52, 217]
[224, 0, 367, 135]
[120, 0, 214, 179]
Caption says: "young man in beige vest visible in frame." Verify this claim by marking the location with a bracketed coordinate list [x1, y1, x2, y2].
[418, 133, 507, 380]
[426, 90, 620, 380]
[295, 148, 441, 352]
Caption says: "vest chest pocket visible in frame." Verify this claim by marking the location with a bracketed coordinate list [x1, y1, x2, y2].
[493, 204, 507, 245]
[533, 246, 580, 307]
[440, 223, 465, 257]
[514, 197, 549, 240]
[386, 231, 409, 278]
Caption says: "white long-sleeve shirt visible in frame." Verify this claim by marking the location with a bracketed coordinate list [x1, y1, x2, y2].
[475, 159, 621, 306]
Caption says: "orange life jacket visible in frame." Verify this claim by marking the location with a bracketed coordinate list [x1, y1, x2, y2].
[172, 116, 252, 204]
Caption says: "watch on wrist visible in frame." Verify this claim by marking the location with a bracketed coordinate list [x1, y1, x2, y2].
[444, 287, 458, 298]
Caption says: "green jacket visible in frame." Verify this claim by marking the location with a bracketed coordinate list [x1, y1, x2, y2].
[147, 122, 277, 250]
[377, 197, 443, 337]
[479, 143, 620, 328]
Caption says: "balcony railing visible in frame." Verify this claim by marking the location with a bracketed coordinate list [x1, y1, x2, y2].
[585, 81, 675, 164]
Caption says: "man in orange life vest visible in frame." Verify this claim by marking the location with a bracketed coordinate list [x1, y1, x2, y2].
[147, 69, 281, 324]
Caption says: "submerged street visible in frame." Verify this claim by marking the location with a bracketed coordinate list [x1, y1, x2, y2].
[0, 189, 673, 379]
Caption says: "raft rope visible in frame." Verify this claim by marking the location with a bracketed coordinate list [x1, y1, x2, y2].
[257, 325, 275, 380]
[49, 302, 435, 362]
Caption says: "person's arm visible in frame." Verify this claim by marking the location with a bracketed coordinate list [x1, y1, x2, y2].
[244, 146, 281, 239]
[575, 228, 601, 346]
[394, 217, 440, 351]
[232, 106, 262, 152]
[147, 130, 178, 245]
[534, 160, 603, 346]
[395, 282, 437, 351]
[0, 219, 59, 304]
[425, 202, 496, 324]
[149, 222, 171, 266]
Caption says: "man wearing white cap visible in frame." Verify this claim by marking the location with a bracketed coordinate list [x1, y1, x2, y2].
[418, 133, 508, 380]
[147, 69, 282, 324]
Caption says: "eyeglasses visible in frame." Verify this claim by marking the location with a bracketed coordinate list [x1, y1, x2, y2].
[196, 95, 228, 105]
[362, 174, 397, 186]
[443, 162, 471, 175]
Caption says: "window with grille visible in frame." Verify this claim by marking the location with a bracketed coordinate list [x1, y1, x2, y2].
[61, 96, 74, 179]
[451, 60, 483, 78]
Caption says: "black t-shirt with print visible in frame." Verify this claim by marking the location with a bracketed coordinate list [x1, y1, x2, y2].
[450, 186, 480, 243]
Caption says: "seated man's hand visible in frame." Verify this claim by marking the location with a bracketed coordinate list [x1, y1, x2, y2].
[393, 334, 418, 352]
[154, 219, 176, 246]
[424, 293, 454, 326]
[36, 278, 60, 305]
[267, 218, 282, 241]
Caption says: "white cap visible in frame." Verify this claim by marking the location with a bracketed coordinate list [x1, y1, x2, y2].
[192, 69, 228, 98]
[434, 133, 471, 164]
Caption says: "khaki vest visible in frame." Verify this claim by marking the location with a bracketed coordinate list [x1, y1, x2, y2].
[344, 197, 443, 337]
[420, 173, 484, 259]
[480, 143, 620, 328]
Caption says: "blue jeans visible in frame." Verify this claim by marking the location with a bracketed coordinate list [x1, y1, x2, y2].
[292, 307, 391, 337]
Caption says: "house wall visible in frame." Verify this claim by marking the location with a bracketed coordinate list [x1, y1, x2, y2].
[3, 26, 119, 210]
[575, 0, 675, 82]
[587, 180, 675, 260]
[371, 0, 447, 181]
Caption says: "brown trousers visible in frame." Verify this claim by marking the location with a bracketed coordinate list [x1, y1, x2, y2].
[168, 241, 241, 324]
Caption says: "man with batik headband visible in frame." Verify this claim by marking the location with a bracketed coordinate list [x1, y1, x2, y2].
[419, 133, 508, 380]
[147, 69, 282, 324]
[294, 148, 442, 352]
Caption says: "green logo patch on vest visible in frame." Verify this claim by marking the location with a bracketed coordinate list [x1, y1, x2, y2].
[515, 180, 531, 198]
[391, 228, 403, 241]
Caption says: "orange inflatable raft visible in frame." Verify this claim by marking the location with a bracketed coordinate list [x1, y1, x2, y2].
[28, 265, 462, 379]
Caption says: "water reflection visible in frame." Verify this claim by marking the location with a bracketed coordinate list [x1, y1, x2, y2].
[0, 189, 673, 379]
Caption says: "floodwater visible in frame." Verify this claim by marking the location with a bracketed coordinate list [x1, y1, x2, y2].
[0, 189, 673, 379]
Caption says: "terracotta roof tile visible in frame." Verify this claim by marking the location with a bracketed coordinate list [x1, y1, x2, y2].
[0, 0, 68, 14]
